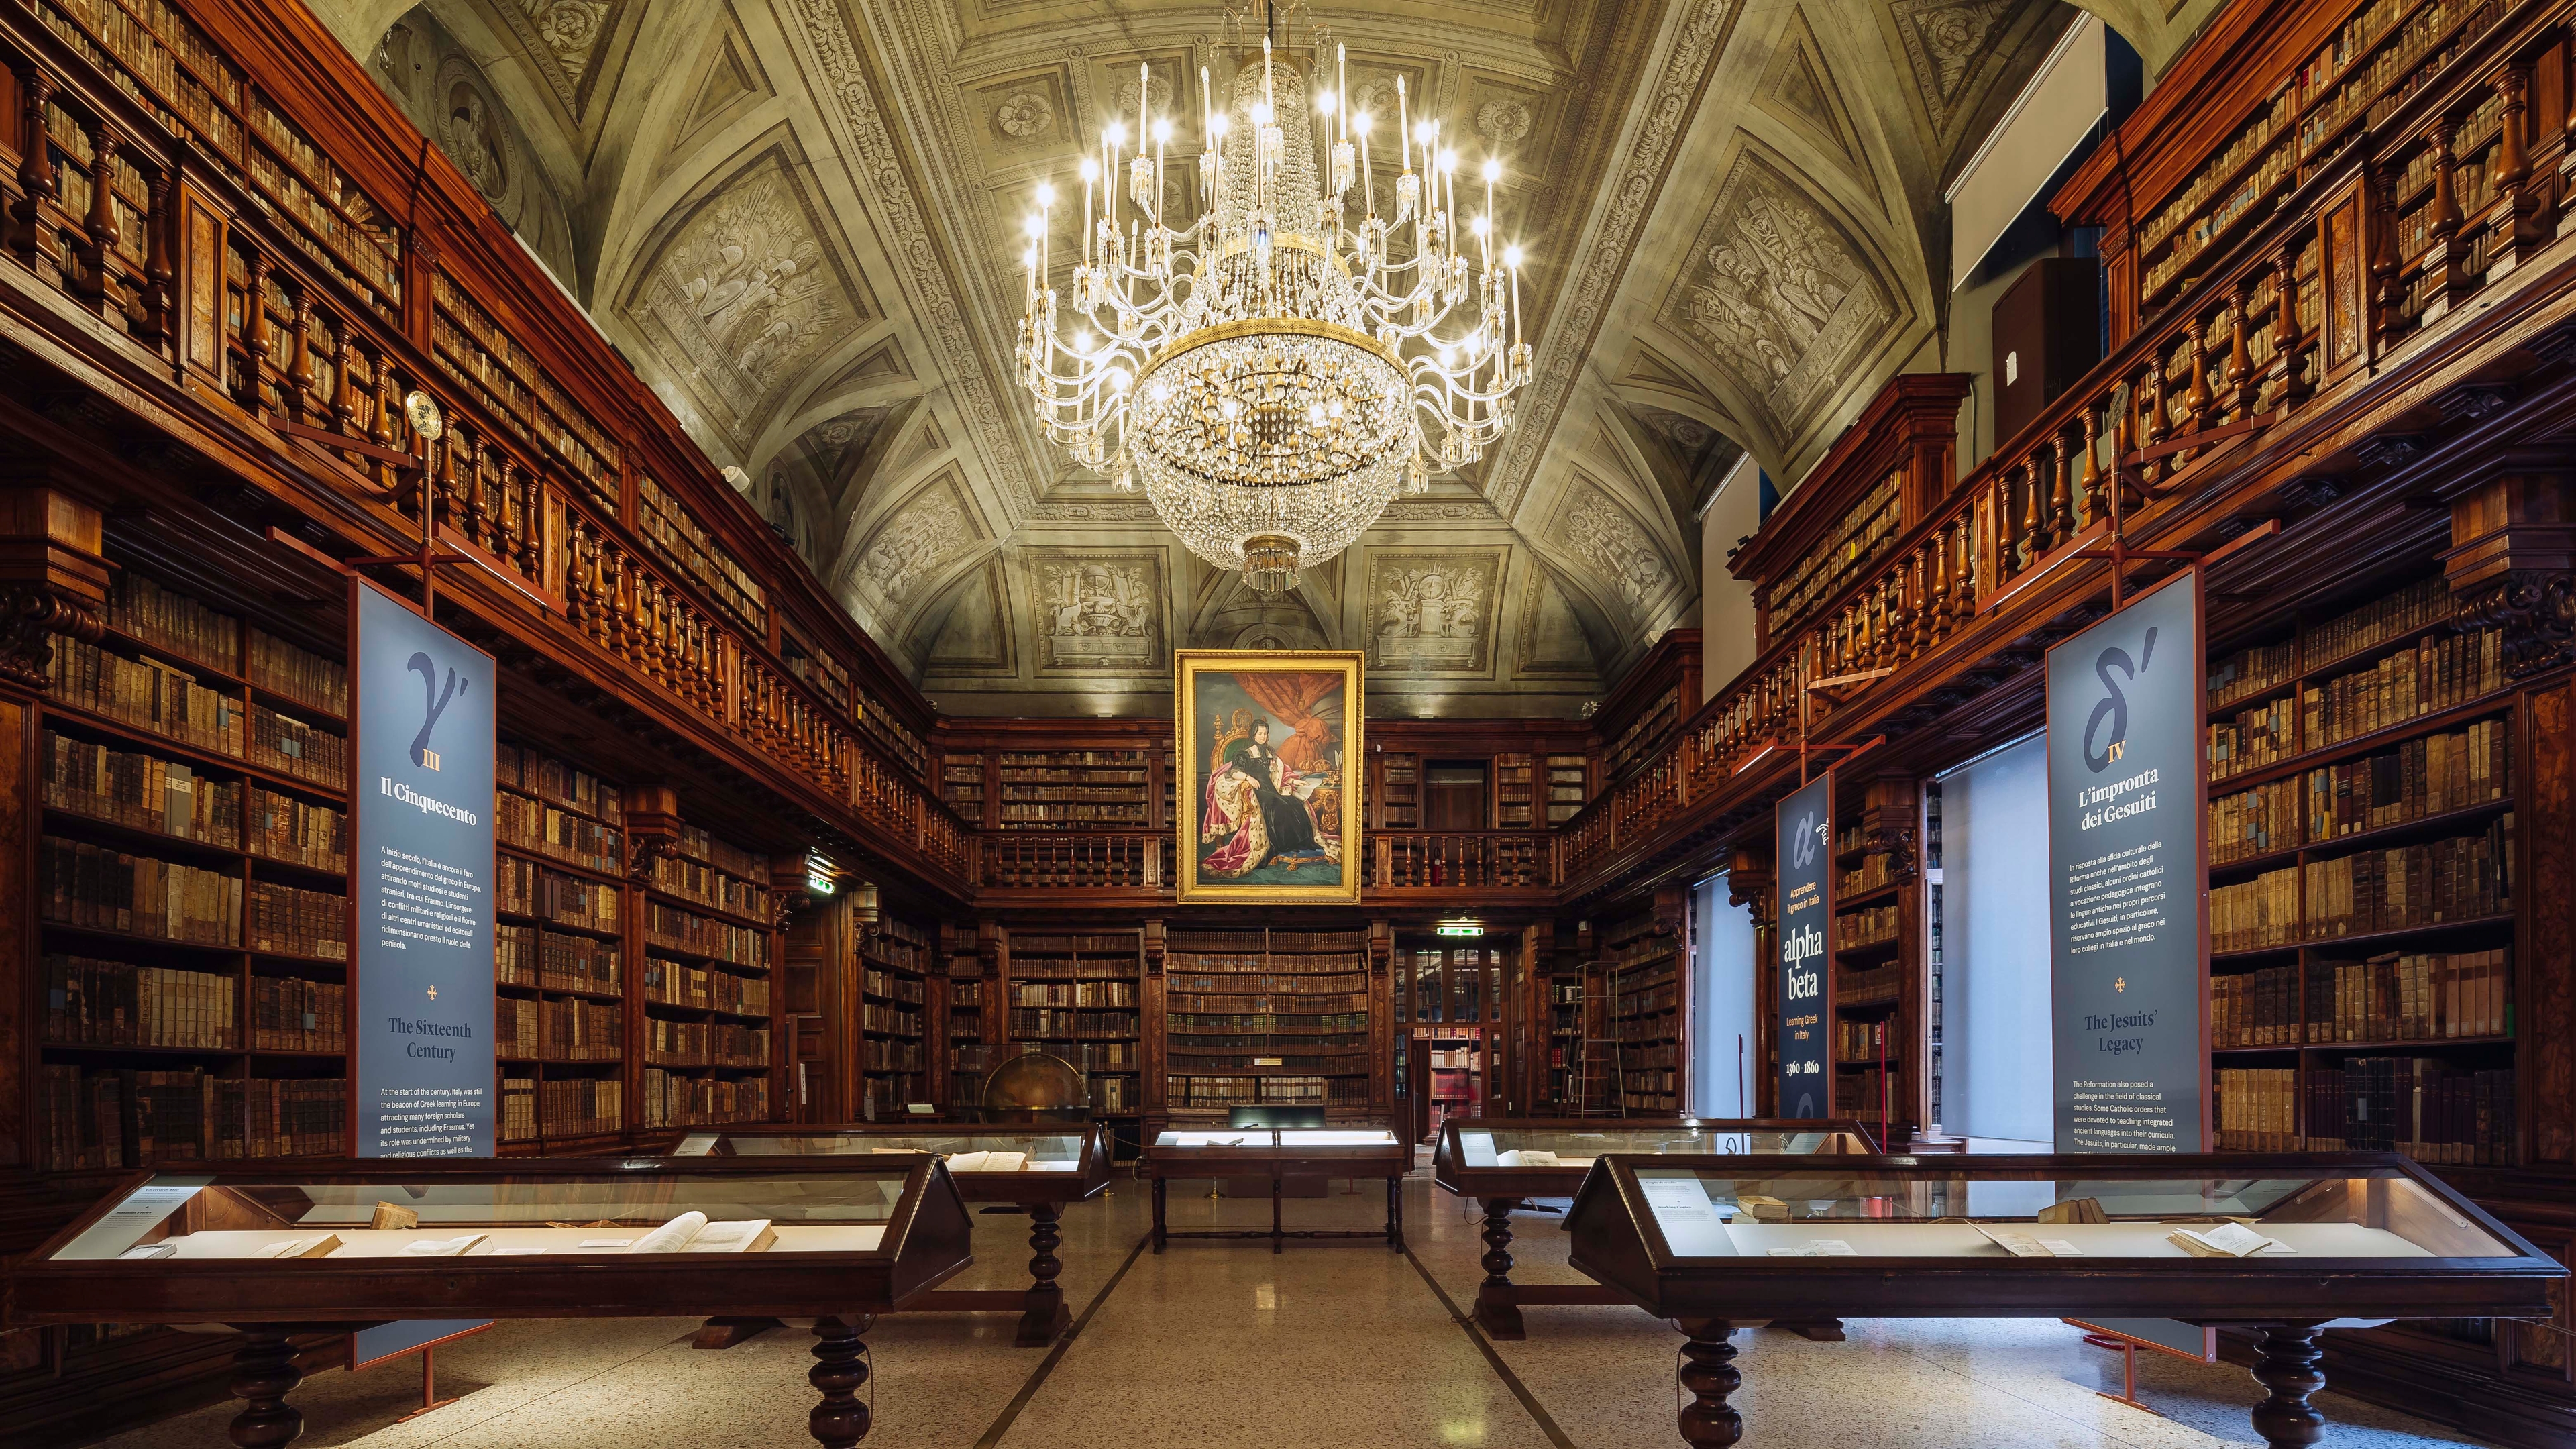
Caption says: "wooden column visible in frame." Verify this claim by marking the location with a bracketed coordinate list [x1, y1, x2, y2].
[2447, 472, 2574, 679]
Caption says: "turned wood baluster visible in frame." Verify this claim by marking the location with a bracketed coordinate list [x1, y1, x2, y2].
[10, 66, 60, 266]
[329, 313, 357, 435]
[2077, 408, 2105, 527]
[2047, 436, 2074, 545]
[241, 248, 274, 411]
[470, 445, 500, 551]
[1927, 525, 1953, 641]
[2367, 162, 2400, 354]
[1678, 1320, 1743, 1448]
[140, 160, 174, 341]
[2273, 234, 2308, 407]
[2226, 274, 2257, 421]
[1988, 473, 2014, 580]
[288, 287, 319, 421]
[1910, 544, 1933, 653]
[518, 475, 544, 582]
[76, 119, 119, 306]
[1953, 514, 1977, 623]
[2016, 458, 2044, 565]
[498, 461, 525, 572]
[2183, 317, 2214, 433]
[1877, 576, 1904, 666]
[368, 348, 398, 451]
[2427, 117, 2461, 247]
[607, 548, 634, 659]
[564, 523, 590, 632]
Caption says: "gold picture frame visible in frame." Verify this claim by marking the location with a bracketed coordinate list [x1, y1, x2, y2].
[1174, 649, 1364, 904]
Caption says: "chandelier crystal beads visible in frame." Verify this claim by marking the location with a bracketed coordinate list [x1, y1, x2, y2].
[1015, 42, 1532, 593]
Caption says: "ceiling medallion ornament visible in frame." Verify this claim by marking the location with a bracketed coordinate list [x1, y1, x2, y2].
[1014, 33, 1533, 594]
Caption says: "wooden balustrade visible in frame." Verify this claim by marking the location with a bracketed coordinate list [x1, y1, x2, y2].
[0, 0, 977, 896]
[1370, 830, 1556, 890]
[981, 832, 1170, 890]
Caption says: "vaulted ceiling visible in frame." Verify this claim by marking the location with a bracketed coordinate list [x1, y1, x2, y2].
[315, 0, 2225, 716]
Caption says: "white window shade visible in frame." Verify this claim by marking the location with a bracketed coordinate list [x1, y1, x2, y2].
[1945, 15, 2109, 292]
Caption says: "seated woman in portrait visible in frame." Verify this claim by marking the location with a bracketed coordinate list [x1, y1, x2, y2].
[1199, 717, 1327, 877]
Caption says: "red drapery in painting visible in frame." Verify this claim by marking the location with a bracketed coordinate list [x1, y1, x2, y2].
[1236, 672, 1343, 774]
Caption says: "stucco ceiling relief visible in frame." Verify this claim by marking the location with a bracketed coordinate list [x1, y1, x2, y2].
[1364, 547, 1509, 678]
[1029, 548, 1171, 675]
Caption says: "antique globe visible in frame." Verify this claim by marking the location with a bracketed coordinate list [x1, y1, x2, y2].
[979, 1049, 1093, 1124]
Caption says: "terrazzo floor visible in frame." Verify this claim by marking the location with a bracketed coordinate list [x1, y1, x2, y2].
[80, 1167, 2488, 1449]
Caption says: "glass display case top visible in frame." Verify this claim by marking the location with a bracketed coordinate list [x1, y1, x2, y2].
[51, 1166, 921, 1263]
[1154, 1128, 1401, 1150]
[674, 1130, 1088, 1171]
[1619, 1162, 2523, 1261]
[1454, 1126, 1856, 1169]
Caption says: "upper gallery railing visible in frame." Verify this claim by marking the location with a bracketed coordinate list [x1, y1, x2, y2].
[0, 0, 971, 892]
[1558, 0, 2576, 890]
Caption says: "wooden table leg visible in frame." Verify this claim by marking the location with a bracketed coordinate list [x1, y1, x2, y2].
[228, 1329, 303, 1449]
[1474, 1197, 1525, 1338]
[1015, 1203, 1071, 1347]
[1678, 1318, 1743, 1448]
[808, 1314, 876, 1449]
[1387, 1175, 1405, 1252]
[2249, 1322, 2327, 1448]
[1152, 1177, 1167, 1253]
[1270, 1174, 1285, 1254]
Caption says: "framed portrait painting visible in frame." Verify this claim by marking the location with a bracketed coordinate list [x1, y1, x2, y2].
[1175, 650, 1364, 904]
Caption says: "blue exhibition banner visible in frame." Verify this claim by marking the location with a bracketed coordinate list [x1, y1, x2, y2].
[1774, 769, 1834, 1119]
[2046, 568, 2208, 1152]
[352, 578, 496, 1159]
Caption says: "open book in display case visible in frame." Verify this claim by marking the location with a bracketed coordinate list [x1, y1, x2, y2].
[10, 1158, 976, 1449]
[667, 1122, 1110, 1346]
[1430, 1118, 1878, 1340]
[1561, 1152, 2565, 1449]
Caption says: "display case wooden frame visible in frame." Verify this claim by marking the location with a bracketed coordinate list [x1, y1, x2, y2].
[8, 1157, 977, 1449]
[1141, 1126, 1409, 1253]
[1564, 1151, 2565, 1449]
[1431, 1117, 1878, 1340]
[665, 1122, 1111, 1347]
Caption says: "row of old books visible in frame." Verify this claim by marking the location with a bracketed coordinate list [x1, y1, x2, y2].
[1010, 933, 1142, 954]
[2209, 697, 2295, 782]
[644, 902, 768, 967]
[496, 998, 621, 1061]
[495, 924, 623, 993]
[498, 1075, 625, 1141]
[1063, 1040, 1139, 1072]
[250, 788, 347, 870]
[40, 838, 241, 945]
[497, 742, 621, 820]
[2302, 628, 2502, 753]
[2206, 637, 2296, 710]
[245, 628, 348, 716]
[496, 791, 623, 873]
[37, 1065, 344, 1168]
[1169, 1012, 1369, 1033]
[1835, 904, 1899, 949]
[860, 1003, 921, 1035]
[50, 639, 241, 757]
[1833, 1064, 1897, 1116]
[643, 1018, 767, 1067]
[44, 955, 235, 1047]
[248, 879, 346, 960]
[2214, 951, 2509, 1046]
[107, 574, 240, 674]
[1166, 991, 1368, 1014]
[1835, 1016, 1900, 1063]
[2210, 820, 2513, 950]
[645, 852, 763, 917]
[2306, 720, 2510, 837]
[496, 857, 619, 931]
[862, 967, 924, 1004]
[2316, 1061, 2516, 1164]
[1007, 1008, 1137, 1038]
[252, 976, 345, 1052]
[247, 705, 347, 789]
[863, 1038, 926, 1071]
[1167, 1075, 1258, 1106]
[1009, 980, 1136, 1007]
[676, 824, 765, 881]
[641, 1068, 765, 1128]
[1165, 971, 1366, 994]
[645, 959, 770, 1015]
[43, 732, 240, 844]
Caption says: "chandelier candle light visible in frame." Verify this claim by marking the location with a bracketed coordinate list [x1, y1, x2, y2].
[1016, 42, 1532, 593]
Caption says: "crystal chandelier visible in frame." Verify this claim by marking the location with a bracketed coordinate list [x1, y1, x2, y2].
[1014, 40, 1532, 593]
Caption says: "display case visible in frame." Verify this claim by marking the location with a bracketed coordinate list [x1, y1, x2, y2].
[9, 1159, 977, 1449]
[667, 1123, 1112, 1346]
[1142, 1127, 1409, 1254]
[1430, 1118, 1878, 1340]
[1562, 1152, 2566, 1449]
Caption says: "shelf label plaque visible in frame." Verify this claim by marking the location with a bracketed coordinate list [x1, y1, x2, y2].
[1774, 769, 1835, 1119]
[2046, 568, 2208, 1153]
[352, 578, 496, 1159]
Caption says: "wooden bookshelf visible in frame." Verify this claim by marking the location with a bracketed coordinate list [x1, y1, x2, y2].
[494, 742, 629, 1148]
[856, 916, 931, 1115]
[1830, 817, 1905, 1124]
[2203, 571, 2519, 1165]
[993, 749, 1150, 830]
[939, 753, 987, 826]
[33, 569, 353, 1172]
[947, 942, 991, 1113]
[1545, 753, 1591, 825]
[1546, 973, 1585, 1107]
[1004, 930, 1142, 1114]
[1591, 914, 1679, 1113]
[1375, 752, 1420, 828]
[1164, 927, 1371, 1114]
